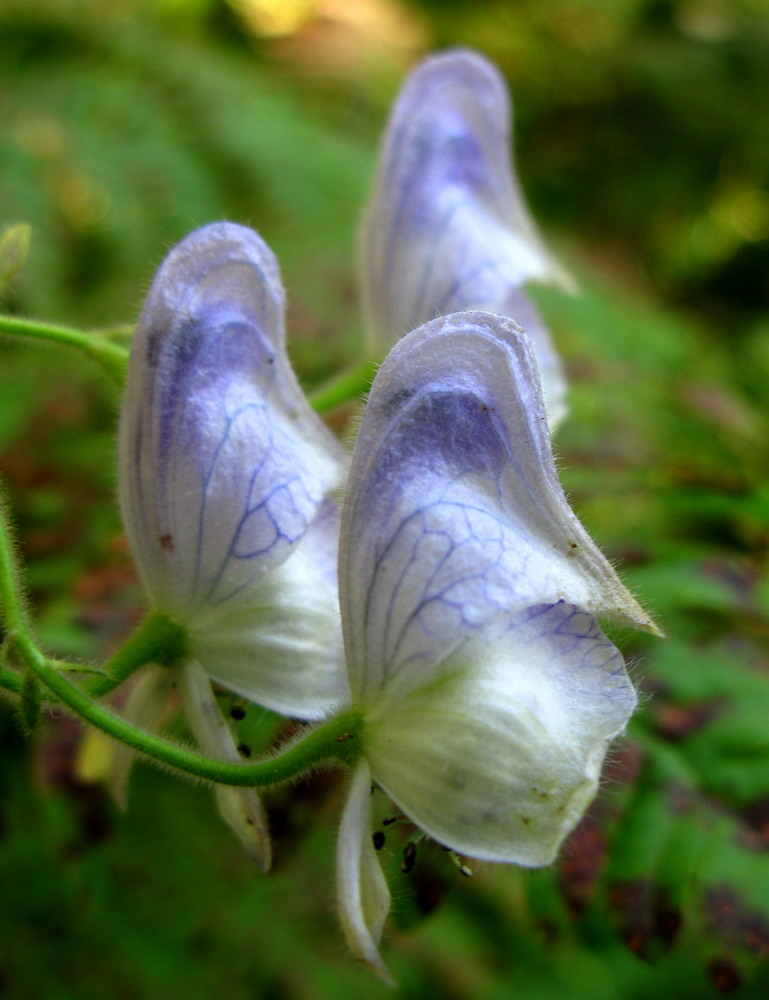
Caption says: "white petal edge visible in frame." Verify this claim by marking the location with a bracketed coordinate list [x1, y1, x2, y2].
[365, 602, 636, 864]
[336, 761, 393, 984]
[190, 514, 349, 720]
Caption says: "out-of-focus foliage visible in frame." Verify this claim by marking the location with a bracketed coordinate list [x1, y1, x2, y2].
[409, 0, 769, 325]
[0, 0, 373, 374]
[2, 0, 769, 998]
[534, 277, 769, 997]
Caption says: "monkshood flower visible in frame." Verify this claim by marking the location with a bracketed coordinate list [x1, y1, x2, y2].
[360, 48, 572, 428]
[335, 310, 657, 979]
[118, 222, 349, 865]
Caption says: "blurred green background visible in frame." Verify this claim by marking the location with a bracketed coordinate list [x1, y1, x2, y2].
[2, 0, 769, 997]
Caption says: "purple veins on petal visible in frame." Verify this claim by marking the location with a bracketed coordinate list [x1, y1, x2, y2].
[339, 311, 657, 702]
[361, 48, 569, 426]
[120, 222, 344, 620]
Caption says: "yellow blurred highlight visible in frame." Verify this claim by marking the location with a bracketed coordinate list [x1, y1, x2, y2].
[0, 223, 32, 290]
[229, 0, 426, 65]
[231, 0, 314, 37]
[550, 6, 622, 53]
[75, 726, 116, 784]
[676, 1, 737, 42]
[13, 112, 107, 231]
[673, 179, 769, 278]
[322, 0, 412, 40]
[13, 112, 65, 159]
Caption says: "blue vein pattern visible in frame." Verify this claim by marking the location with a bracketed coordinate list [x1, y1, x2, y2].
[360, 49, 566, 424]
[121, 223, 343, 620]
[340, 311, 651, 702]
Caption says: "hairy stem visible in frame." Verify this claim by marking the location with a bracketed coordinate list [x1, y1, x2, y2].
[84, 612, 189, 696]
[0, 496, 362, 784]
[0, 315, 128, 382]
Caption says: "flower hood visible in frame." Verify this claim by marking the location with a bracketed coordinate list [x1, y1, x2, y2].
[360, 49, 572, 427]
[335, 310, 655, 977]
[119, 221, 349, 719]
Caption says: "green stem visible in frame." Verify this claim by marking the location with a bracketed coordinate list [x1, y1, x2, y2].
[308, 358, 378, 414]
[5, 623, 363, 786]
[0, 494, 362, 784]
[84, 612, 188, 697]
[0, 315, 128, 383]
[29, 639, 362, 785]
[3, 617, 188, 702]
[0, 663, 22, 696]
[1, 637, 56, 705]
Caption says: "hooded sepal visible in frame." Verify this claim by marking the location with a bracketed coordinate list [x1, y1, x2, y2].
[339, 311, 656, 703]
[360, 48, 569, 424]
[119, 221, 345, 620]
[190, 503, 349, 719]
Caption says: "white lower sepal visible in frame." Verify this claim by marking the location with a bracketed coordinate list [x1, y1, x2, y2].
[336, 760, 393, 984]
[189, 529, 348, 721]
[177, 659, 271, 871]
[365, 602, 636, 865]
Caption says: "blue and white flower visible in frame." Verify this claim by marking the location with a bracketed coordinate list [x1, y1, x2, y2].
[360, 49, 572, 428]
[118, 222, 350, 866]
[335, 311, 656, 978]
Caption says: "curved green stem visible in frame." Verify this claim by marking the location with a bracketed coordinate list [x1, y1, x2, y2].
[0, 493, 362, 784]
[0, 315, 128, 383]
[0, 662, 22, 696]
[23, 635, 362, 784]
[3, 643, 364, 786]
[84, 612, 188, 696]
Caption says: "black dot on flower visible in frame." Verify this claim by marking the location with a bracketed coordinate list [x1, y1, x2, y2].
[401, 842, 417, 874]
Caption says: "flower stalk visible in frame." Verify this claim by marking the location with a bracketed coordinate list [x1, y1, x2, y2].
[84, 612, 189, 696]
[0, 491, 362, 785]
[0, 314, 128, 382]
